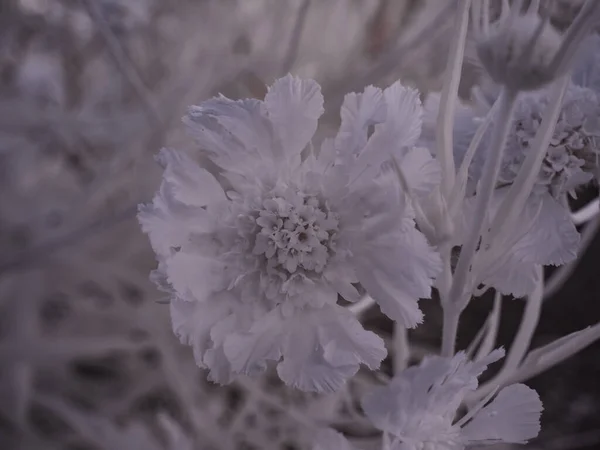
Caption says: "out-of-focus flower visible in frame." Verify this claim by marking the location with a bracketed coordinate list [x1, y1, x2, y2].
[474, 1, 562, 92]
[314, 349, 543, 450]
[421, 79, 597, 297]
[139, 75, 441, 392]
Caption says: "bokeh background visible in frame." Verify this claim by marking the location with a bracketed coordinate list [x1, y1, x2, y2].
[0, 0, 598, 449]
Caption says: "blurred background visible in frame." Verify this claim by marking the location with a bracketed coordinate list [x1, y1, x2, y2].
[0, 0, 598, 449]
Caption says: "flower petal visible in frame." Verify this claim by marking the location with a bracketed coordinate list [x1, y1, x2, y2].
[335, 85, 386, 157]
[361, 349, 505, 440]
[223, 307, 284, 376]
[156, 148, 226, 207]
[349, 82, 423, 185]
[170, 297, 232, 370]
[165, 251, 226, 302]
[480, 259, 541, 298]
[510, 193, 580, 266]
[357, 267, 424, 328]
[461, 384, 542, 444]
[137, 181, 210, 258]
[392, 146, 442, 199]
[278, 305, 386, 393]
[265, 74, 324, 161]
[184, 96, 276, 173]
[319, 306, 386, 370]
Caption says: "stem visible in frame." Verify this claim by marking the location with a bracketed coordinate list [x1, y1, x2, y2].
[469, 321, 600, 403]
[447, 88, 518, 310]
[475, 291, 502, 360]
[441, 306, 460, 357]
[347, 294, 376, 315]
[435, 0, 472, 194]
[392, 323, 410, 373]
[549, 0, 600, 77]
[448, 96, 499, 219]
[484, 75, 569, 247]
[500, 266, 544, 374]
[572, 197, 599, 225]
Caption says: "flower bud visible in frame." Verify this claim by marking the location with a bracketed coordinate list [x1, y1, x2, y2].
[476, 6, 562, 91]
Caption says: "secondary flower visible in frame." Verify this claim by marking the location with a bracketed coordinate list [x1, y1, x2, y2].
[139, 75, 441, 392]
[313, 349, 543, 450]
[474, 0, 562, 91]
[420, 79, 598, 296]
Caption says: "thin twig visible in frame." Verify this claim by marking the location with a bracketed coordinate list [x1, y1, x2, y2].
[0, 205, 138, 274]
[435, 0, 472, 194]
[280, 0, 311, 75]
[82, 0, 162, 126]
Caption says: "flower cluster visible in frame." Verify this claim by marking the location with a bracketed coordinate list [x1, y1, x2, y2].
[315, 349, 543, 450]
[139, 75, 441, 392]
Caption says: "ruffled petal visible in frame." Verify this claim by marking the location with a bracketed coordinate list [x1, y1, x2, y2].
[165, 251, 226, 302]
[137, 181, 210, 258]
[278, 305, 386, 393]
[223, 304, 385, 393]
[461, 384, 542, 444]
[222, 307, 285, 376]
[361, 350, 505, 441]
[357, 267, 424, 328]
[335, 85, 386, 157]
[392, 146, 442, 199]
[156, 148, 226, 207]
[169, 297, 232, 371]
[265, 74, 324, 162]
[480, 259, 541, 298]
[184, 96, 277, 174]
[368, 226, 442, 299]
[318, 306, 386, 370]
[510, 193, 580, 266]
[352, 220, 441, 328]
[349, 82, 423, 185]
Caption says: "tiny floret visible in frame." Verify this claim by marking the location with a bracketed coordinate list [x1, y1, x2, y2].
[139, 75, 441, 392]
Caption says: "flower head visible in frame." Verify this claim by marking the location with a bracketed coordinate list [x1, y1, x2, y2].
[422, 83, 587, 297]
[139, 75, 441, 392]
[474, 1, 562, 91]
[500, 84, 600, 198]
[314, 349, 543, 450]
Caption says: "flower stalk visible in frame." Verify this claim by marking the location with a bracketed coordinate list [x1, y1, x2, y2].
[443, 88, 518, 355]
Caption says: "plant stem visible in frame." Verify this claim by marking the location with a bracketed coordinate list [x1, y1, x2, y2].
[441, 305, 461, 356]
[441, 88, 518, 357]
[448, 88, 517, 309]
[435, 0, 472, 194]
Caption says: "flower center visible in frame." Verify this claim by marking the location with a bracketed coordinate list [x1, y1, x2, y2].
[252, 193, 339, 277]
[500, 99, 600, 197]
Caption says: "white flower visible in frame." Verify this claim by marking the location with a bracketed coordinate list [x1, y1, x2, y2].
[314, 349, 543, 450]
[139, 75, 441, 392]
